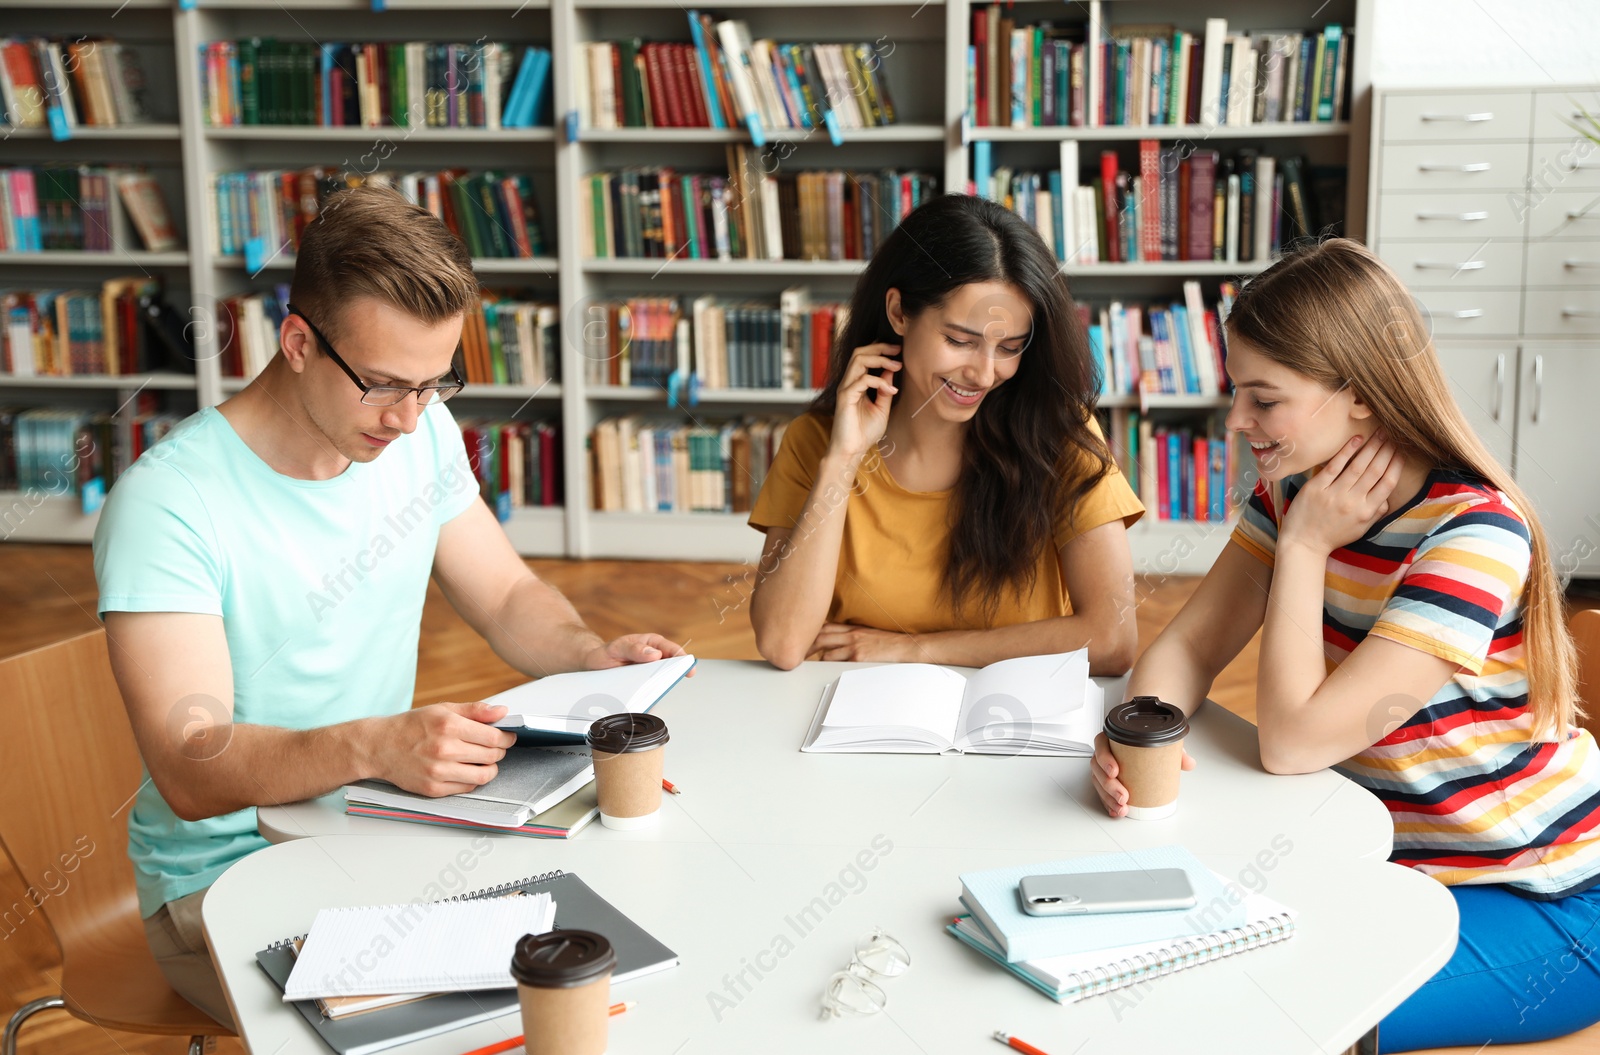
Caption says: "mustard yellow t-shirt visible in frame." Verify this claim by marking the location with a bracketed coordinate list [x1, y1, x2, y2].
[748, 412, 1144, 633]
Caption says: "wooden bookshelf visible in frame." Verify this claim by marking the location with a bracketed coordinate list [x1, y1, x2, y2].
[0, 0, 1372, 574]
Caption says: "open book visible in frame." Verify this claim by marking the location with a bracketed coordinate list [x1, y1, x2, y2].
[800, 649, 1103, 755]
[490, 654, 696, 744]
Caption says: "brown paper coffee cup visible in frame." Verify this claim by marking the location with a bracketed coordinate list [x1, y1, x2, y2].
[1108, 738, 1185, 819]
[517, 974, 611, 1055]
[591, 744, 664, 828]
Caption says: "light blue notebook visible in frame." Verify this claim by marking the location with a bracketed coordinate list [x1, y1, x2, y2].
[958, 845, 1247, 963]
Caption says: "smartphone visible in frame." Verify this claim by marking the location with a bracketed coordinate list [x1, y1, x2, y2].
[1018, 868, 1197, 917]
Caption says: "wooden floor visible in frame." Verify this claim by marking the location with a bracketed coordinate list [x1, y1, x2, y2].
[1, 542, 1596, 1055]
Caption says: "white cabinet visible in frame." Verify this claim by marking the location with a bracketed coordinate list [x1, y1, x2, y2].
[1372, 84, 1600, 577]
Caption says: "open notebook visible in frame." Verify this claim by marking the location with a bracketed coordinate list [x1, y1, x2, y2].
[800, 650, 1102, 755]
[490, 654, 696, 745]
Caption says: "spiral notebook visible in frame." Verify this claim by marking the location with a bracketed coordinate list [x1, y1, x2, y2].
[948, 876, 1297, 1004]
[255, 870, 678, 1055]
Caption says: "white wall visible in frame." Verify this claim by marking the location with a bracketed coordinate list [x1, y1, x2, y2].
[1372, 0, 1600, 87]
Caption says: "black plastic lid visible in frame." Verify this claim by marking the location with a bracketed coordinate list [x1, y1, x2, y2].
[586, 712, 670, 754]
[510, 929, 617, 988]
[1104, 696, 1189, 748]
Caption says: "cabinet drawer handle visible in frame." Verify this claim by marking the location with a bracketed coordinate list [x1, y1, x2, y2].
[1493, 353, 1504, 422]
[1414, 260, 1487, 270]
[1420, 112, 1494, 123]
[1415, 211, 1490, 221]
[1446, 308, 1485, 319]
[1533, 354, 1543, 424]
[1560, 308, 1600, 318]
[1563, 260, 1600, 269]
[1418, 162, 1492, 173]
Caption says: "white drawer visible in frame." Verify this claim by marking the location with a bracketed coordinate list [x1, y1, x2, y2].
[1532, 89, 1600, 141]
[1524, 289, 1600, 336]
[1411, 289, 1523, 337]
[1525, 189, 1600, 239]
[1375, 191, 1524, 241]
[1377, 240, 1525, 288]
[1526, 240, 1600, 288]
[1384, 91, 1532, 142]
[1526, 137, 1600, 191]
[1380, 142, 1532, 191]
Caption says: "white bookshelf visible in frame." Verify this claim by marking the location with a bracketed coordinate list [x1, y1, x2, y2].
[0, 0, 1373, 576]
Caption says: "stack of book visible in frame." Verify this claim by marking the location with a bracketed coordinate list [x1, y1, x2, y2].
[581, 12, 898, 135]
[1102, 409, 1245, 523]
[458, 417, 562, 520]
[0, 400, 180, 513]
[579, 289, 844, 391]
[2, 280, 176, 377]
[208, 169, 549, 262]
[951, 846, 1297, 1003]
[968, 8, 1350, 128]
[198, 40, 552, 129]
[1, 166, 177, 254]
[589, 416, 790, 515]
[1084, 280, 1234, 398]
[976, 141, 1344, 265]
[581, 148, 937, 261]
[0, 37, 155, 131]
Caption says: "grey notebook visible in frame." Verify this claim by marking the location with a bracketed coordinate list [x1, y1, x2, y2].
[255, 870, 679, 1055]
[343, 746, 595, 825]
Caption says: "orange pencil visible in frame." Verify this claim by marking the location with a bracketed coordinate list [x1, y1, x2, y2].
[993, 1031, 1053, 1055]
[457, 1003, 634, 1055]
[661, 778, 680, 794]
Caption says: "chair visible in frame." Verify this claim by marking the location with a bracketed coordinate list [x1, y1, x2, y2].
[1568, 609, 1600, 742]
[0, 629, 235, 1055]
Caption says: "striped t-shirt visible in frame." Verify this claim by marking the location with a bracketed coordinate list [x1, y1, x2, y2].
[1232, 466, 1600, 900]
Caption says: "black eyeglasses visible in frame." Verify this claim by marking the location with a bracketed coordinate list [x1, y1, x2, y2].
[285, 303, 466, 407]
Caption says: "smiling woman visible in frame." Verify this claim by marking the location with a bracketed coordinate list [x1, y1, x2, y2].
[745, 194, 1144, 674]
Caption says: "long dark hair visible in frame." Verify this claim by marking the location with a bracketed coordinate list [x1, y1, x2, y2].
[810, 194, 1110, 622]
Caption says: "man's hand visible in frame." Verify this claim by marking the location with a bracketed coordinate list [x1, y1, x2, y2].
[580, 634, 693, 674]
[807, 623, 924, 662]
[366, 701, 518, 797]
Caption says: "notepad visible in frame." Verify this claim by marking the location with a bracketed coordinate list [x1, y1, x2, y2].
[490, 654, 696, 744]
[800, 649, 1102, 755]
[282, 894, 555, 1001]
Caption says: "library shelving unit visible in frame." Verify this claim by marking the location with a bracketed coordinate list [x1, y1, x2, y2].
[0, 0, 1373, 576]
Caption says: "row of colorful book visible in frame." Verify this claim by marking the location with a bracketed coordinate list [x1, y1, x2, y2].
[198, 39, 552, 129]
[976, 140, 1344, 265]
[968, 7, 1350, 128]
[2, 166, 178, 254]
[460, 418, 563, 520]
[579, 291, 845, 392]
[0, 37, 155, 131]
[1104, 408, 1247, 523]
[0, 400, 180, 514]
[580, 18, 897, 134]
[2, 281, 188, 378]
[589, 415, 789, 515]
[581, 150, 937, 261]
[208, 169, 549, 261]
[1084, 281, 1236, 399]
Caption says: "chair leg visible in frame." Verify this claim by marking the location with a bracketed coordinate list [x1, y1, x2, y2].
[187, 1036, 206, 1055]
[2, 996, 66, 1055]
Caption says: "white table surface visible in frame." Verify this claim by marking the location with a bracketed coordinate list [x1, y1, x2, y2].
[219, 660, 1451, 1053]
[205, 836, 1457, 1055]
[258, 660, 1395, 862]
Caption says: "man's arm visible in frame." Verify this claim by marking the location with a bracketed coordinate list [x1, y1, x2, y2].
[431, 499, 687, 676]
[105, 611, 515, 822]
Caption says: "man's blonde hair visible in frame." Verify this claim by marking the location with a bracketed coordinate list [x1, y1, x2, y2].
[288, 183, 478, 341]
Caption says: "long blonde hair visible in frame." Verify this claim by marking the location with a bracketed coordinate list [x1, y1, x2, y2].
[1226, 238, 1580, 740]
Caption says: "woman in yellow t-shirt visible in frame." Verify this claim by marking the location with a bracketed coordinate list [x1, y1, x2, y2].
[748, 194, 1144, 671]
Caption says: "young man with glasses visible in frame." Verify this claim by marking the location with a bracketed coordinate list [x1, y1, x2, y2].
[91, 185, 687, 1028]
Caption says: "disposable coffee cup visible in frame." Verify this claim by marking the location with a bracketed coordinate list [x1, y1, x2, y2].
[1103, 696, 1189, 820]
[586, 713, 669, 830]
[511, 929, 617, 1055]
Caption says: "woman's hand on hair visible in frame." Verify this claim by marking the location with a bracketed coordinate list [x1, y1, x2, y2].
[828, 343, 902, 462]
[807, 622, 924, 663]
[1280, 430, 1404, 555]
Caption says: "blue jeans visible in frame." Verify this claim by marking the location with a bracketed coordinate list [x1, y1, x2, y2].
[1379, 880, 1600, 1052]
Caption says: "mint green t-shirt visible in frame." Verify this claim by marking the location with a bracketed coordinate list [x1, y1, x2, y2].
[92, 402, 478, 917]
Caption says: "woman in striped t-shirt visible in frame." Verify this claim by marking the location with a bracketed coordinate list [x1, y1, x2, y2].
[1090, 239, 1600, 1051]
